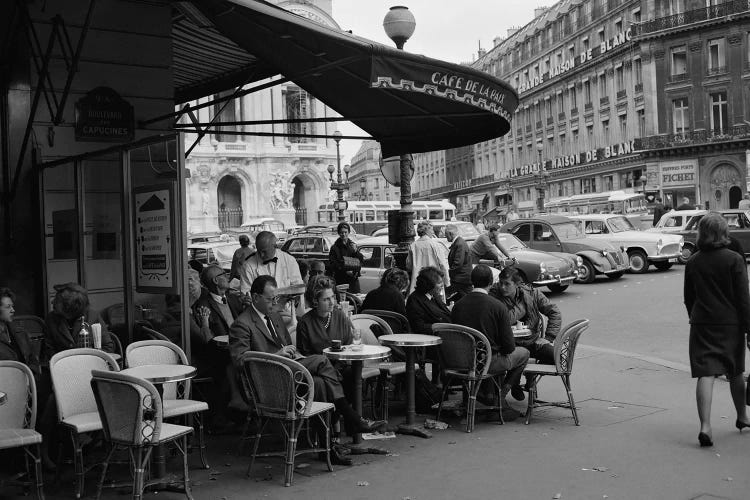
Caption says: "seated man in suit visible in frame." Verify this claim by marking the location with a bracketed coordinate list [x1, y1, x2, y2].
[229, 275, 385, 465]
[195, 264, 244, 338]
[451, 265, 530, 410]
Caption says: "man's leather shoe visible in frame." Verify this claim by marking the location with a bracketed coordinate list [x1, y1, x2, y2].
[355, 418, 386, 433]
[510, 384, 525, 401]
[319, 446, 353, 466]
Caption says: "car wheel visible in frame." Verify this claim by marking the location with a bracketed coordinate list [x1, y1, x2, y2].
[607, 271, 624, 280]
[547, 284, 569, 293]
[654, 261, 673, 271]
[678, 244, 694, 264]
[627, 250, 649, 273]
[574, 259, 596, 284]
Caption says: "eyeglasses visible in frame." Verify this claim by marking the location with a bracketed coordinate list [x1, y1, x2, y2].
[254, 294, 281, 304]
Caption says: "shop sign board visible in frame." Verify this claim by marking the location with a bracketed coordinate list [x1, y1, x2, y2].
[510, 140, 636, 178]
[660, 160, 697, 187]
[75, 87, 135, 142]
[134, 185, 175, 293]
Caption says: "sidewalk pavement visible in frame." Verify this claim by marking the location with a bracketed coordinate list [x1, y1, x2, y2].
[47, 346, 750, 499]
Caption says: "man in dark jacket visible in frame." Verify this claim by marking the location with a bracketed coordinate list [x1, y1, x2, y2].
[0, 288, 41, 371]
[445, 224, 473, 301]
[652, 197, 668, 227]
[195, 264, 245, 338]
[451, 265, 530, 407]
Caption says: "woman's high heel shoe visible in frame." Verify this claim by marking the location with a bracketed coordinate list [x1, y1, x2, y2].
[698, 432, 713, 447]
[735, 420, 750, 432]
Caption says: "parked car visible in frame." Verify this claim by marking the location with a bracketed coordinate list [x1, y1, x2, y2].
[187, 239, 244, 272]
[647, 209, 706, 234]
[648, 209, 750, 263]
[280, 233, 339, 269]
[501, 215, 629, 284]
[493, 232, 580, 293]
[569, 214, 683, 273]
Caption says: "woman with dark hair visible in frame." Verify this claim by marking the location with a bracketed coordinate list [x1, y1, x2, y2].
[361, 267, 409, 316]
[684, 212, 750, 447]
[405, 266, 452, 335]
[328, 222, 364, 293]
[44, 282, 115, 356]
[297, 275, 351, 356]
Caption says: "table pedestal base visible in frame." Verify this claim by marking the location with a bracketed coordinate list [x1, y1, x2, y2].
[396, 423, 432, 439]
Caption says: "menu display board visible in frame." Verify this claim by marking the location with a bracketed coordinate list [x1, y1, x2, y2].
[134, 185, 176, 293]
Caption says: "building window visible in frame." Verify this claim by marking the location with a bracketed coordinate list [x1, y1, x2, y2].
[283, 87, 315, 143]
[637, 109, 645, 136]
[598, 28, 606, 45]
[615, 20, 622, 34]
[708, 38, 726, 73]
[672, 98, 690, 136]
[212, 91, 237, 142]
[586, 124, 594, 148]
[615, 66, 625, 92]
[602, 119, 610, 142]
[570, 86, 577, 109]
[557, 92, 565, 114]
[618, 114, 627, 138]
[583, 37, 590, 52]
[584, 81, 592, 104]
[581, 177, 596, 194]
[671, 45, 687, 77]
[634, 58, 642, 84]
[603, 175, 614, 191]
[632, 8, 641, 23]
[710, 91, 728, 134]
[598, 73, 607, 98]
[572, 129, 579, 146]
[545, 98, 552, 119]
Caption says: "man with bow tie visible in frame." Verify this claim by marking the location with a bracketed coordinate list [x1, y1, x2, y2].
[239, 231, 304, 328]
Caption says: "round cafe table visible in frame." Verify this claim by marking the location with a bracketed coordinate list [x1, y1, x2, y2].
[324, 344, 390, 453]
[379, 334, 442, 439]
[0, 391, 6, 406]
[120, 364, 197, 491]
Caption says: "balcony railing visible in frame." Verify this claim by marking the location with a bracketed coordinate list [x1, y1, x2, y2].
[669, 72, 689, 83]
[546, 117, 554, 125]
[525, 124, 532, 133]
[516, 127, 523, 136]
[616, 89, 627, 100]
[218, 208, 244, 231]
[599, 96, 609, 106]
[558, 112, 566, 121]
[635, 0, 750, 36]
[535, 120, 543, 129]
[634, 82, 643, 93]
[584, 102, 593, 112]
[636, 125, 750, 150]
[570, 107, 579, 116]
[707, 65, 728, 76]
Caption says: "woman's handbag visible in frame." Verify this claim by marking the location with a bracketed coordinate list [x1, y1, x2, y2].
[342, 255, 361, 273]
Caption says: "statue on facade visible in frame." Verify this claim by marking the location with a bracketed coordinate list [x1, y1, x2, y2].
[269, 170, 294, 210]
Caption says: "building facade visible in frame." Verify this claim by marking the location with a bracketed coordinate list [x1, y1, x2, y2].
[183, 0, 342, 235]
[412, 0, 750, 222]
[347, 140, 400, 202]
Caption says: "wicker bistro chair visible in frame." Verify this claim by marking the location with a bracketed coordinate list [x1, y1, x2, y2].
[90, 370, 194, 500]
[431, 323, 505, 433]
[523, 319, 590, 426]
[125, 340, 209, 469]
[49, 348, 119, 499]
[351, 314, 406, 420]
[238, 351, 334, 487]
[0, 361, 45, 499]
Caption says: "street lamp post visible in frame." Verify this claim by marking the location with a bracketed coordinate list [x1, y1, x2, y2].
[327, 130, 349, 222]
[383, 6, 416, 261]
[534, 142, 550, 212]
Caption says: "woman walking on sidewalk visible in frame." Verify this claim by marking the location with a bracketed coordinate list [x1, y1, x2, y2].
[684, 212, 750, 447]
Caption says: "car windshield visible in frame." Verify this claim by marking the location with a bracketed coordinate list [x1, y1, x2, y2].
[494, 233, 526, 252]
[553, 222, 584, 240]
[607, 216, 635, 233]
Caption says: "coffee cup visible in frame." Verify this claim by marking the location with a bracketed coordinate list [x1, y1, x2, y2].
[331, 340, 342, 351]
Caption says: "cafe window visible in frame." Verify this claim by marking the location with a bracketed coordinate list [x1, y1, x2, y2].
[672, 98, 690, 136]
[710, 91, 728, 134]
[671, 45, 687, 76]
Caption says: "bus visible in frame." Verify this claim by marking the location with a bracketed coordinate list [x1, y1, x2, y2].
[316, 200, 456, 235]
[545, 190, 651, 229]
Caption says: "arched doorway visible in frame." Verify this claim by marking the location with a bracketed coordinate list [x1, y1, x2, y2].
[709, 164, 742, 210]
[217, 175, 243, 230]
[292, 173, 315, 226]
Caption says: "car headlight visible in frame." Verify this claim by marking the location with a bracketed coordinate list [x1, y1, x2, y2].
[601, 249, 608, 257]
[678, 236, 684, 249]
[539, 262, 547, 274]
[656, 238, 663, 253]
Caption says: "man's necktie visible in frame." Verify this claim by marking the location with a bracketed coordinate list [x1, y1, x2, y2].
[221, 296, 227, 304]
[265, 315, 281, 344]
[262, 257, 278, 265]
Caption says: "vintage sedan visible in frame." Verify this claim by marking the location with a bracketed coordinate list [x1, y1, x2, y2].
[501, 215, 630, 284]
[569, 214, 683, 273]
[493, 232, 580, 293]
